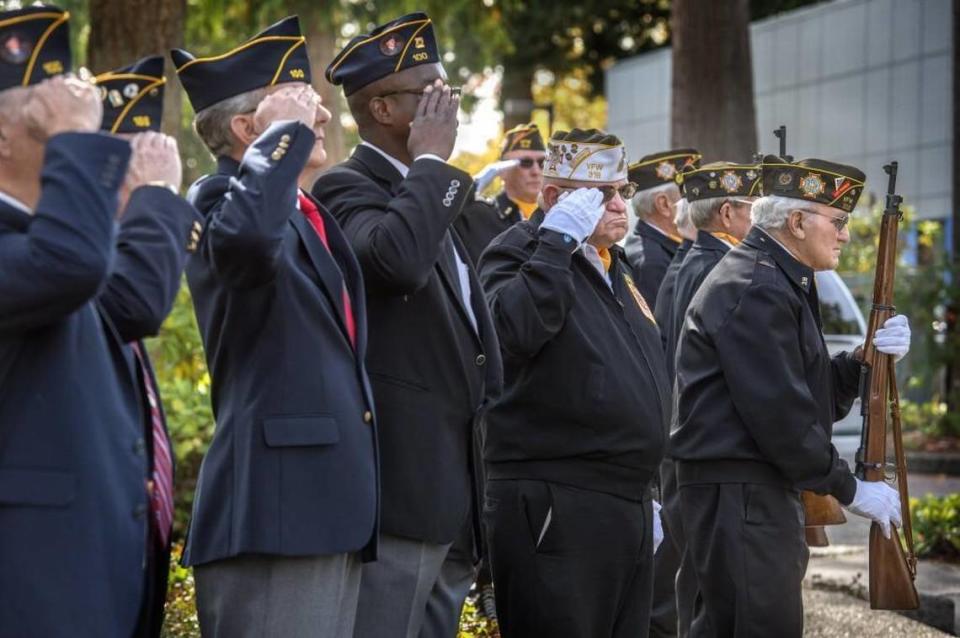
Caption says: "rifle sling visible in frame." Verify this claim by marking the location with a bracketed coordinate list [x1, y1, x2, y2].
[887, 361, 917, 577]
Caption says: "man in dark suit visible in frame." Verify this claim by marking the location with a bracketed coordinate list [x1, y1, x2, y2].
[623, 149, 701, 311]
[454, 123, 546, 264]
[172, 16, 378, 637]
[95, 54, 202, 638]
[314, 12, 502, 638]
[0, 6, 153, 636]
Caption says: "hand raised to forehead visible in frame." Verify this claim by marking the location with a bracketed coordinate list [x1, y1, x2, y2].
[253, 84, 317, 135]
[125, 132, 183, 195]
[407, 79, 460, 161]
[22, 75, 102, 141]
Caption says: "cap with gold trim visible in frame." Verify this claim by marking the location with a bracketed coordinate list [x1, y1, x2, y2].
[171, 15, 310, 113]
[500, 123, 545, 158]
[95, 55, 164, 133]
[760, 154, 865, 213]
[628, 148, 701, 192]
[680, 161, 763, 202]
[326, 12, 440, 97]
[543, 128, 628, 183]
[0, 4, 70, 92]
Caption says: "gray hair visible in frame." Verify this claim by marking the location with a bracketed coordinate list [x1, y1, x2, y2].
[630, 182, 679, 220]
[193, 87, 267, 157]
[675, 197, 693, 233]
[687, 196, 727, 230]
[750, 195, 802, 231]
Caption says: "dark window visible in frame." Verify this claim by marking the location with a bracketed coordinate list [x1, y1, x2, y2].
[816, 271, 863, 336]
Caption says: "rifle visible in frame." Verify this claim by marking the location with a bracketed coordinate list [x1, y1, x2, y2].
[855, 161, 919, 610]
[771, 123, 847, 532]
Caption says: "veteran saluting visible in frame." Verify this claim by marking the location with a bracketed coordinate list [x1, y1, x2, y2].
[314, 13, 501, 638]
[479, 129, 669, 637]
[172, 16, 378, 637]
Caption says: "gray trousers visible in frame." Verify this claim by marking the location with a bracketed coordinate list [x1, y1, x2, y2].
[353, 519, 476, 638]
[194, 552, 361, 638]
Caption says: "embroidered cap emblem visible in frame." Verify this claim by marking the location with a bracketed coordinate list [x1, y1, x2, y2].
[719, 170, 743, 194]
[800, 172, 826, 198]
[655, 161, 676, 181]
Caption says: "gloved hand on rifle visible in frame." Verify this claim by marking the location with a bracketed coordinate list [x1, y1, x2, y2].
[844, 479, 903, 539]
[652, 499, 664, 554]
[873, 314, 911, 362]
[540, 187, 605, 245]
[472, 158, 520, 193]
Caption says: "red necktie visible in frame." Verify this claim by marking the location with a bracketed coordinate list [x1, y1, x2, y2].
[298, 193, 357, 348]
[129, 341, 173, 548]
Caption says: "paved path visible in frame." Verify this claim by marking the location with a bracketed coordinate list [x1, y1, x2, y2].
[804, 588, 950, 636]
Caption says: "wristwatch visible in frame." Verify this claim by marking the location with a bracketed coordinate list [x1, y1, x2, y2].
[146, 180, 179, 194]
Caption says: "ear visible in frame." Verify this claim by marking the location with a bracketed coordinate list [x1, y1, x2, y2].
[367, 96, 394, 126]
[229, 113, 258, 149]
[718, 201, 735, 231]
[654, 192, 673, 219]
[787, 209, 806, 239]
[542, 185, 562, 210]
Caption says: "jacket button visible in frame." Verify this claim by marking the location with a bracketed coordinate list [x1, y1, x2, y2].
[363, 410, 373, 424]
[133, 503, 148, 520]
[475, 354, 486, 366]
[133, 438, 146, 456]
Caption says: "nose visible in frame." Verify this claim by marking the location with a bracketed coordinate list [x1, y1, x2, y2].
[838, 224, 850, 243]
[315, 101, 332, 126]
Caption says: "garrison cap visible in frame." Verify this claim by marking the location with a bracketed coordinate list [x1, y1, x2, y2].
[171, 15, 310, 113]
[760, 155, 865, 213]
[326, 12, 440, 96]
[0, 4, 69, 92]
[95, 55, 164, 133]
[544, 128, 628, 183]
[500, 123, 545, 157]
[680, 161, 763, 202]
[628, 148, 701, 192]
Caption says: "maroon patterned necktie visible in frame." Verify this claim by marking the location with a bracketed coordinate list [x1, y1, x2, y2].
[130, 341, 174, 547]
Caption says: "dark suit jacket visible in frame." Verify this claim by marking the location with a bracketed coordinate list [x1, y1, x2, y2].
[654, 238, 693, 376]
[99, 184, 201, 637]
[312, 144, 502, 546]
[0, 132, 149, 638]
[182, 121, 378, 567]
[453, 190, 523, 265]
[633, 221, 681, 312]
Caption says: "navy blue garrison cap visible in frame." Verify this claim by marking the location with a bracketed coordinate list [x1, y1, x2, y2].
[171, 15, 311, 113]
[0, 4, 70, 92]
[95, 55, 165, 133]
[326, 12, 441, 96]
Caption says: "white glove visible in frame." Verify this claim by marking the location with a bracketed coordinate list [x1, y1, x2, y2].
[843, 478, 902, 539]
[472, 159, 520, 193]
[873, 314, 911, 362]
[652, 499, 664, 554]
[540, 188, 605, 243]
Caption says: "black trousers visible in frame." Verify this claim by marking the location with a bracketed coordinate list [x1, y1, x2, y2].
[678, 482, 808, 638]
[484, 479, 654, 638]
[651, 457, 700, 638]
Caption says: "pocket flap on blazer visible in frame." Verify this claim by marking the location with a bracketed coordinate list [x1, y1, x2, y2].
[263, 415, 341, 447]
[0, 469, 76, 507]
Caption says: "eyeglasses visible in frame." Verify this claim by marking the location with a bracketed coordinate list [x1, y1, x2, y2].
[798, 208, 850, 232]
[559, 182, 639, 204]
[517, 158, 545, 169]
[728, 198, 755, 207]
[378, 86, 462, 99]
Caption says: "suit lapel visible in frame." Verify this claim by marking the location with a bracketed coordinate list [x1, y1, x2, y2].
[290, 211, 353, 347]
[435, 232, 484, 343]
[352, 145, 404, 196]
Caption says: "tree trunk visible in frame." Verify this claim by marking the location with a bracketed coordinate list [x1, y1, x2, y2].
[88, 0, 186, 138]
[670, 0, 757, 162]
[304, 25, 345, 169]
[500, 63, 536, 131]
[947, 0, 960, 409]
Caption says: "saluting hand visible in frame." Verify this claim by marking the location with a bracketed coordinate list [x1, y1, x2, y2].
[116, 132, 183, 218]
[253, 84, 319, 136]
[22, 75, 102, 141]
[407, 79, 460, 161]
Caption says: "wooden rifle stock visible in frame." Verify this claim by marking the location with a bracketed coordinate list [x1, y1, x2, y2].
[802, 491, 846, 526]
[856, 162, 919, 610]
[805, 525, 830, 548]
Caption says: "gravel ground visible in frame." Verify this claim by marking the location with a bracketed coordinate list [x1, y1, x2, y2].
[803, 588, 950, 637]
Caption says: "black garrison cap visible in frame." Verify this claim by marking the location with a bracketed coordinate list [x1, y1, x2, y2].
[680, 161, 763, 202]
[0, 4, 69, 92]
[171, 15, 311, 113]
[760, 155, 866, 213]
[326, 12, 441, 96]
[96, 55, 164, 133]
[628, 148, 701, 192]
[500, 123, 546, 157]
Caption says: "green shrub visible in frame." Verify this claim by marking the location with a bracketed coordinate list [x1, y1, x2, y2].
[910, 493, 960, 560]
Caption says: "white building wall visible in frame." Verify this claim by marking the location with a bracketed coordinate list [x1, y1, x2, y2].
[606, 0, 952, 220]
